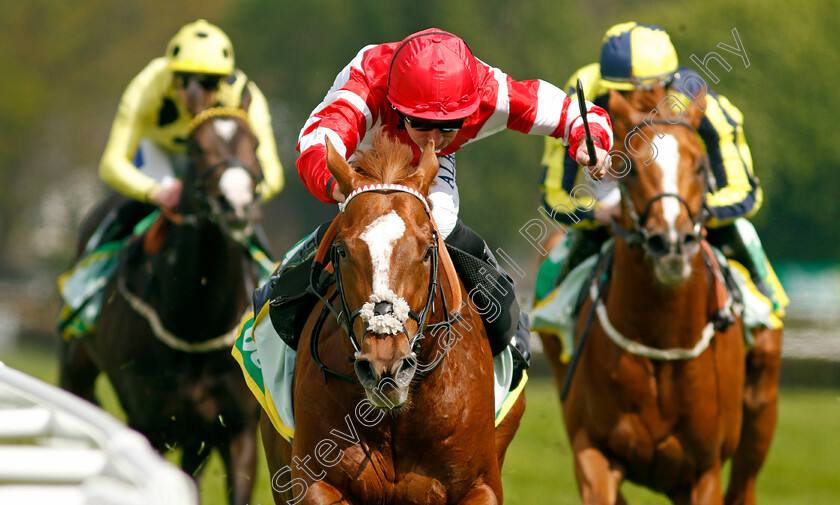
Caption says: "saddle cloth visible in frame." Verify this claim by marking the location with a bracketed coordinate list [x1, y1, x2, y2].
[232, 301, 528, 442]
[56, 210, 276, 340]
[530, 237, 786, 362]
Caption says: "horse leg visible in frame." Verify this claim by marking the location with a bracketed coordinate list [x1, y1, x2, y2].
[455, 484, 499, 505]
[725, 327, 782, 505]
[260, 411, 300, 505]
[181, 442, 210, 481]
[494, 391, 525, 469]
[673, 462, 724, 505]
[537, 332, 569, 395]
[220, 423, 258, 505]
[58, 338, 100, 405]
[301, 481, 354, 504]
[570, 430, 624, 505]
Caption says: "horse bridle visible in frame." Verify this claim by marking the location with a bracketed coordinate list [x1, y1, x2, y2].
[309, 183, 457, 383]
[611, 119, 711, 255]
[183, 108, 263, 225]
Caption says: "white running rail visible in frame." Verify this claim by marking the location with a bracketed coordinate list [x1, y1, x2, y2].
[0, 360, 198, 505]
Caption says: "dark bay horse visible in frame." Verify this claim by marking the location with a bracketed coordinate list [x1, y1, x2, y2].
[542, 91, 779, 505]
[59, 107, 264, 505]
[262, 130, 525, 504]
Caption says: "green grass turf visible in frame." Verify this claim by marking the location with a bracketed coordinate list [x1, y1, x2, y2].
[3, 343, 839, 504]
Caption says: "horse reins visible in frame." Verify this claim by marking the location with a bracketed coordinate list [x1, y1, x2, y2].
[561, 119, 725, 397]
[118, 107, 262, 353]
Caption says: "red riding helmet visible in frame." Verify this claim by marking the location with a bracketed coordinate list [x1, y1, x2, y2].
[387, 28, 480, 120]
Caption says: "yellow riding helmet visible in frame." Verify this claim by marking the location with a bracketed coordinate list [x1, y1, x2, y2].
[599, 22, 678, 90]
[166, 19, 234, 76]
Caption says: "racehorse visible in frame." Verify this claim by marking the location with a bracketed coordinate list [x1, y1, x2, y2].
[540, 90, 780, 505]
[59, 107, 264, 505]
[261, 130, 526, 504]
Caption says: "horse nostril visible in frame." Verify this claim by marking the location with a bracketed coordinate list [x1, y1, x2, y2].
[354, 358, 378, 386]
[647, 233, 669, 256]
[393, 357, 417, 385]
[373, 301, 394, 317]
[682, 232, 699, 251]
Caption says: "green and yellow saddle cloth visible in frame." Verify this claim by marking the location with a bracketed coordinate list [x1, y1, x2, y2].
[232, 227, 528, 442]
[531, 226, 788, 362]
[56, 209, 276, 340]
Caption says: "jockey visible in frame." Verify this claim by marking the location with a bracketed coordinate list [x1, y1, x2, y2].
[538, 22, 785, 310]
[276, 27, 614, 389]
[95, 19, 283, 247]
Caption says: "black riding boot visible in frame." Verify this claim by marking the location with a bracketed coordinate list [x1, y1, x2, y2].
[262, 221, 334, 348]
[554, 227, 611, 288]
[445, 221, 530, 390]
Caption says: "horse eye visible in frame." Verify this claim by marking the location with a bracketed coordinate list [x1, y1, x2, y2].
[423, 245, 434, 262]
[625, 161, 637, 179]
[336, 245, 347, 259]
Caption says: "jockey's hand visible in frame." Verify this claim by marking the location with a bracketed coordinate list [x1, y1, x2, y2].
[331, 184, 346, 203]
[153, 178, 183, 210]
[575, 142, 611, 179]
[594, 203, 620, 226]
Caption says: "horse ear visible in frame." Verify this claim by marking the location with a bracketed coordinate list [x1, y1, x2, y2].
[414, 140, 439, 196]
[608, 89, 646, 141]
[240, 86, 252, 111]
[325, 138, 360, 196]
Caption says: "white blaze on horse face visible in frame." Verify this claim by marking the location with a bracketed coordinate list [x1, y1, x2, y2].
[213, 118, 238, 142]
[360, 210, 406, 296]
[654, 134, 681, 242]
[219, 167, 254, 212]
[358, 210, 412, 334]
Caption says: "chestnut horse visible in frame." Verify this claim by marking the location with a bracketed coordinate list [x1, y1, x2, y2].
[59, 108, 263, 505]
[541, 92, 779, 505]
[261, 130, 525, 504]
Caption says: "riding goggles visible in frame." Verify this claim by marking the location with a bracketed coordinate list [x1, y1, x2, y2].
[400, 113, 465, 133]
[175, 72, 223, 91]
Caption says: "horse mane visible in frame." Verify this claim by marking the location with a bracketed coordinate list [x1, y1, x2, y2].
[351, 128, 417, 185]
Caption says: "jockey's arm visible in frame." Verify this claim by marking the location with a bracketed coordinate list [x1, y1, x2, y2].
[297, 110, 366, 204]
[99, 59, 170, 204]
[502, 72, 613, 164]
[680, 90, 762, 228]
[540, 136, 608, 230]
[241, 79, 284, 202]
[537, 64, 615, 229]
[296, 46, 380, 204]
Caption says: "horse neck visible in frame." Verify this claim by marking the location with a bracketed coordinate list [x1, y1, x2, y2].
[608, 238, 711, 343]
[152, 220, 250, 326]
[418, 263, 489, 375]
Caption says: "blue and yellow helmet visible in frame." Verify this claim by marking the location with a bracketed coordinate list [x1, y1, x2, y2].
[599, 22, 678, 90]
